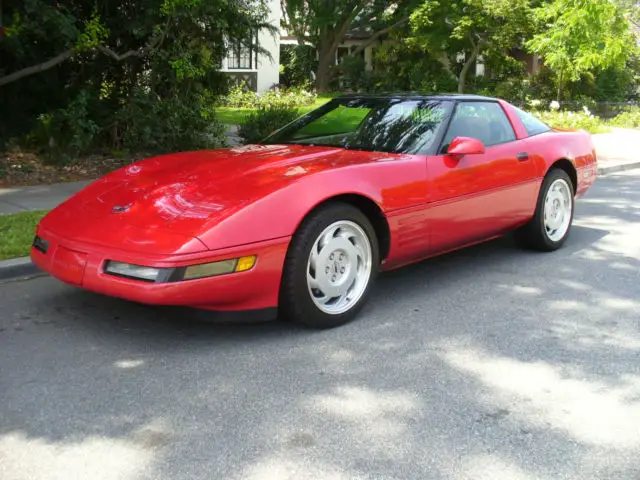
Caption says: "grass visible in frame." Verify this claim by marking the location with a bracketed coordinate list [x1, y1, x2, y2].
[216, 96, 333, 125]
[0, 210, 48, 261]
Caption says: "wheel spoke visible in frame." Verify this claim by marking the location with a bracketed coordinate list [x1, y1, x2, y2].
[352, 242, 367, 264]
[313, 293, 333, 305]
[308, 246, 320, 272]
[319, 227, 338, 252]
[306, 271, 322, 293]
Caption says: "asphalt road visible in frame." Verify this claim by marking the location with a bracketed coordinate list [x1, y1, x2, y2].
[2, 170, 640, 480]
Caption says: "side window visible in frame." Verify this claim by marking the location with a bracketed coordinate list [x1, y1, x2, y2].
[441, 101, 517, 152]
[513, 106, 551, 136]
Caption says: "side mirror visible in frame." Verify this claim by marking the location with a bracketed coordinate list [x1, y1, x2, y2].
[447, 136, 485, 156]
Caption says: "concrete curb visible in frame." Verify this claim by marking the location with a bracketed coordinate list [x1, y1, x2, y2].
[597, 161, 640, 176]
[0, 256, 44, 282]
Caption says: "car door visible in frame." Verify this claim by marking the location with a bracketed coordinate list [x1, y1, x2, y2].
[426, 100, 539, 254]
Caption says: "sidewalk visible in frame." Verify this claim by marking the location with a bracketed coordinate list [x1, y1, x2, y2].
[1, 130, 639, 215]
[0, 180, 91, 215]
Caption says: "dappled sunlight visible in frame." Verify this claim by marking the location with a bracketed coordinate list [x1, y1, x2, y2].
[556, 279, 591, 291]
[452, 453, 544, 480]
[0, 419, 171, 480]
[497, 284, 543, 296]
[114, 359, 145, 369]
[547, 319, 640, 351]
[600, 296, 639, 311]
[439, 341, 640, 449]
[237, 455, 351, 480]
[574, 215, 626, 226]
[609, 261, 638, 271]
[545, 300, 589, 312]
[574, 211, 640, 257]
[307, 386, 419, 420]
[327, 349, 355, 364]
[304, 386, 421, 453]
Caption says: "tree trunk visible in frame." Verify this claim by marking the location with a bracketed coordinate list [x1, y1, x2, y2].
[458, 46, 480, 94]
[556, 69, 563, 102]
[315, 42, 336, 93]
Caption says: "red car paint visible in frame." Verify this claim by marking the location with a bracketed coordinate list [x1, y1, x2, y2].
[32, 97, 597, 314]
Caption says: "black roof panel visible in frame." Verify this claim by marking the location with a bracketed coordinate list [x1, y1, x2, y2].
[334, 92, 499, 102]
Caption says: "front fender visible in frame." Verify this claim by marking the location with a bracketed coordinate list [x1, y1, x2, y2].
[197, 159, 428, 251]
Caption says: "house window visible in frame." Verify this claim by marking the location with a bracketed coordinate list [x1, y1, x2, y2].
[228, 35, 256, 69]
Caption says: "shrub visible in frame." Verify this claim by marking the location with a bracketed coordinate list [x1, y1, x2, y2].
[224, 83, 259, 108]
[531, 106, 608, 134]
[238, 105, 300, 144]
[608, 107, 640, 129]
[491, 78, 533, 103]
[364, 41, 458, 93]
[280, 44, 317, 88]
[223, 83, 317, 109]
[118, 89, 226, 153]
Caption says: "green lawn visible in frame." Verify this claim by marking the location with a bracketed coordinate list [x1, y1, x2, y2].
[216, 96, 334, 125]
[0, 210, 48, 261]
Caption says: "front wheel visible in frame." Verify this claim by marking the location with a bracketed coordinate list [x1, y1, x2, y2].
[515, 168, 575, 251]
[279, 202, 379, 329]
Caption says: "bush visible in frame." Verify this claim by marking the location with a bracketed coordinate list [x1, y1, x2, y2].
[118, 89, 226, 153]
[608, 107, 640, 129]
[238, 105, 300, 144]
[223, 83, 317, 109]
[491, 78, 533, 104]
[530, 104, 608, 134]
[338, 40, 458, 93]
[280, 44, 317, 88]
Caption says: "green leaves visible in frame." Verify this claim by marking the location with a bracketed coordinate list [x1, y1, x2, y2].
[526, 0, 636, 83]
[76, 12, 109, 51]
[409, 0, 533, 92]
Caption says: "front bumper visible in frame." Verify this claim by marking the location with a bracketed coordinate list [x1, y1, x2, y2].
[31, 226, 291, 312]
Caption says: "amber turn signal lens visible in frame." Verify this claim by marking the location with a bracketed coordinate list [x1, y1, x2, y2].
[182, 255, 257, 280]
[235, 256, 256, 272]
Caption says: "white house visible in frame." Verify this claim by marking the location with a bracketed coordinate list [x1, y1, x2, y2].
[219, 0, 281, 92]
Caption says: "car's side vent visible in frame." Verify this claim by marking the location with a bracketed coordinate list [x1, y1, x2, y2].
[33, 236, 49, 254]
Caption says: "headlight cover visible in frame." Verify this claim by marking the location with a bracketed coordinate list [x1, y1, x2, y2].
[104, 261, 167, 282]
[103, 256, 256, 283]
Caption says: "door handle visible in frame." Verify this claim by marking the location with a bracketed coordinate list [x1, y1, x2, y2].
[517, 152, 530, 161]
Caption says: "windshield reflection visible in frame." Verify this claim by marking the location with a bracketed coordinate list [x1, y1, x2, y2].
[262, 98, 453, 155]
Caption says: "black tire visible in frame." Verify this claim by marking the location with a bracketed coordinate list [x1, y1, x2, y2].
[279, 202, 380, 329]
[515, 168, 575, 251]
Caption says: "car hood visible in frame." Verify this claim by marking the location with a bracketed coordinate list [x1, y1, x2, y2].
[41, 144, 389, 252]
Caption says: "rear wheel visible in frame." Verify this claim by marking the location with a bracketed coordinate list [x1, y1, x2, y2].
[279, 202, 379, 329]
[515, 168, 574, 251]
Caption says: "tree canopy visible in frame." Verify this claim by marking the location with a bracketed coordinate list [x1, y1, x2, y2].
[409, 0, 535, 93]
[281, 0, 419, 91]
[0, 0, 272, 149]
[526, 0, 637, 100]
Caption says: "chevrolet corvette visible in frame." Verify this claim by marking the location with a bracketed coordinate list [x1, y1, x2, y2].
[31, 94, 597, 328]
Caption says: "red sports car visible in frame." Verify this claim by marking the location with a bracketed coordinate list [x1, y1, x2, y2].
[31, 94, 597, 328]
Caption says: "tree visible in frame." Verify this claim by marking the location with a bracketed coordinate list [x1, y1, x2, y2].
[280, 0, 418, 92]
[0, 0, 273, 148]
[526, 0, 637, 101]
[409, 0, 534, 93]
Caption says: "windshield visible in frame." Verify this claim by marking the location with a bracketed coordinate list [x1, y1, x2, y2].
[261, 97, 453, 155]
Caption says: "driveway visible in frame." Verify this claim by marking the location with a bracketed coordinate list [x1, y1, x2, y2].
[1, 169, 640, 480]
